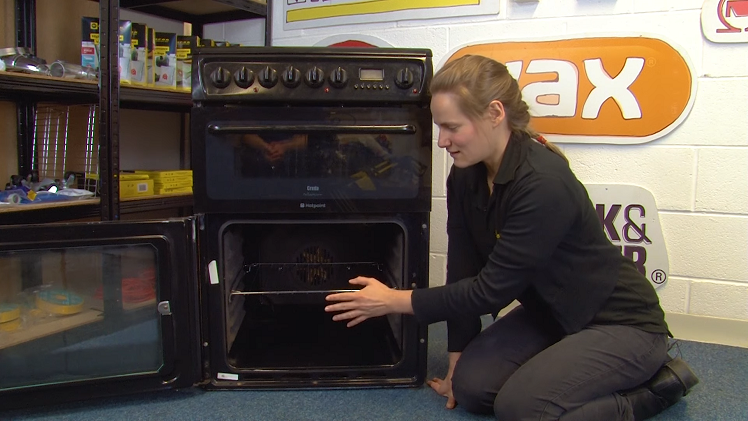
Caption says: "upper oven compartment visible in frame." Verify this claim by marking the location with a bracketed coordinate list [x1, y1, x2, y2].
[191, 106, 432, 214]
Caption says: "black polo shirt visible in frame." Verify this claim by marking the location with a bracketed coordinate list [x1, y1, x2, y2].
[411, 133, 668, 352]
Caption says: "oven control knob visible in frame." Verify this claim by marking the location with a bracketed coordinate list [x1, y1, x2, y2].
[329, 66, 348, 88]
[234, 67, 254, 89]
[305, 66, 325, 88]
[259, 66, 278, 89]
[282, 65, 301, 88]
[210, 66, 231, 89]
[395, 68, 414, 89]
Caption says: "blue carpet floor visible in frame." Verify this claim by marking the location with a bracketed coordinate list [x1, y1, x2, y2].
[2, 320, 747, 421]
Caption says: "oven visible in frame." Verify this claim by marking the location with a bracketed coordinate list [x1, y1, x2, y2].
[191, 47, 433, 388]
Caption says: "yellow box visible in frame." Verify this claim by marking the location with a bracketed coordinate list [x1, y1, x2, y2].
[155, 186, 193, 195]
[120, 179, 154, 198]
[135, 170, 192, 178]
[120, 173, 150, 181]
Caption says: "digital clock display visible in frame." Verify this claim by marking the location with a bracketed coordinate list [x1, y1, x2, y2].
[359, 68, 384, 81]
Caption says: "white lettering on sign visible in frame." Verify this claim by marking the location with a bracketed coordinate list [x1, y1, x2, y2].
[522, 60, 578, 118]
[505, 58, 644, 120]
[586, 184, 669, 288]
[582, 58, 645, 120]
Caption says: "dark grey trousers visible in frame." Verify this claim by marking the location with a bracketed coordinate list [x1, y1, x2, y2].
[451, 306, 669, 421]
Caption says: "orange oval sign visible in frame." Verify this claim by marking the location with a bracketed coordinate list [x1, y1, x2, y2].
[446, 37, 695, 144]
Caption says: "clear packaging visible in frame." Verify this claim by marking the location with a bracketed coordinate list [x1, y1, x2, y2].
[49, 61, 97, 80]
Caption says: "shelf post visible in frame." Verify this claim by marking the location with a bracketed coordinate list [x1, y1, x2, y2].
[99, 0, 121, 221]
[15, 102, 35, 179]
[14, 0, 36, 53]
[14, 0, 37, 179]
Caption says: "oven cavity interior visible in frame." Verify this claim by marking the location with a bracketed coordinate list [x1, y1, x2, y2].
[222, 221, 406, 370]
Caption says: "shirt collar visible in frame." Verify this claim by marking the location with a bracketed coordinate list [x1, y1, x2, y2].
[465, 132, 529, 208]
[492, 131, 528, 186]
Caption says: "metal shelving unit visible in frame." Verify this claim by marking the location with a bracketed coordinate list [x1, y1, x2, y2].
[1, 0, 267, 224]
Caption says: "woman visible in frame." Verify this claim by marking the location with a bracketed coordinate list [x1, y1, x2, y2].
[324, 55, 698, 420]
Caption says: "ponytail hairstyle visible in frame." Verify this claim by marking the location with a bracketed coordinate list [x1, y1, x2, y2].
[429, 54, 567, 162]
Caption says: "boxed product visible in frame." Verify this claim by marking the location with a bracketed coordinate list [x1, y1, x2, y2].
[120, 179, 154, 198]
[129, 23, 148, 86]
[153, 32, 177, 89]
[81, 17, 132, 84]
[98, 172, 153, 198]
[134, 170, 192, 195]
[176, 35, 200, 91]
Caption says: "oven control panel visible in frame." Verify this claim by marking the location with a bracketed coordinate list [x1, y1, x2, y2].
[191, 47, 432, 104]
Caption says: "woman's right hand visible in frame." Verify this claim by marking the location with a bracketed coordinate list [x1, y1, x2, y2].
[427, 352, 462, 409]
[427, 375, 456, 409]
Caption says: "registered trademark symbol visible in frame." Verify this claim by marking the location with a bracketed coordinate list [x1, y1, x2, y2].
[651, 269, 667, 284]
[647, 57, 657, 67]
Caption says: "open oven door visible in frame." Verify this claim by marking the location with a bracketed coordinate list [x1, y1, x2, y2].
[0, 218, 201, 410]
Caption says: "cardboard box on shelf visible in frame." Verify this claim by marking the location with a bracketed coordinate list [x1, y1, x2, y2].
[134, 170, 192, 179]
[176, 36, 200, 92]
[81, 17, 132, 84]
[120, 179, 154, 198]
[155, 186, 193, 195]
[130, 23, 149, 86]
[153, 32, 177, 89]
[119, 173, 150, 181]
[133, 170, 192, 196]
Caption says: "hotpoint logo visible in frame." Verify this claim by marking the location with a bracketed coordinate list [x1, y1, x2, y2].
[444, 36, 696, 144]
[299, 203, 326, 209]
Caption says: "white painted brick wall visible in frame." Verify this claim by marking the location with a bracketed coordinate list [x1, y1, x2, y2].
[671, 78, 748, 146]
[217, 1, 748, 321]
[703, 42, 748, 77]
[695, 148, 748, 214]
[657, 276, 690, 314]
[429, 254, 447, 287]
[564, 146, 696, 211]
[432, 143, 448, 198]
[689, 280, 748, 319]
[430, 198, 448, 256]
[660, 213, 748, 282]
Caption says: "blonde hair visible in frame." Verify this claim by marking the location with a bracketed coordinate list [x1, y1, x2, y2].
[430, 54, 566, 162]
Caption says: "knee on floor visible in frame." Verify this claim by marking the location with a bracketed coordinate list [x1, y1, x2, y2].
[493, 387, 551, 421]
[451, 367, 496, 415]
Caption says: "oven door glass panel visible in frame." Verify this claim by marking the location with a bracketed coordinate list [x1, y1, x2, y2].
[0, 219, 198, 404]
[0, 245, 161, 391]
[201, 107, 430, 204]
[221, 220, 405, 370]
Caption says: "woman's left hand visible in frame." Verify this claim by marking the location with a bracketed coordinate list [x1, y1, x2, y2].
[325, 277, 397, 327]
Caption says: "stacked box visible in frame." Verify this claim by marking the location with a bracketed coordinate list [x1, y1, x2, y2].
[135, 170, 192, 195]
[120, 179, 154, 198]
[81, 17, 132, 84]
[153, 32, 177, 89]
[117, 173, 153, 198]
[176, 36, 200, 91]
[129, 23, 149, 86]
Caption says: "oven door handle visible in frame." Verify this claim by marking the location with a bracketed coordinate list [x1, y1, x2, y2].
[207, 124, 417, 134]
